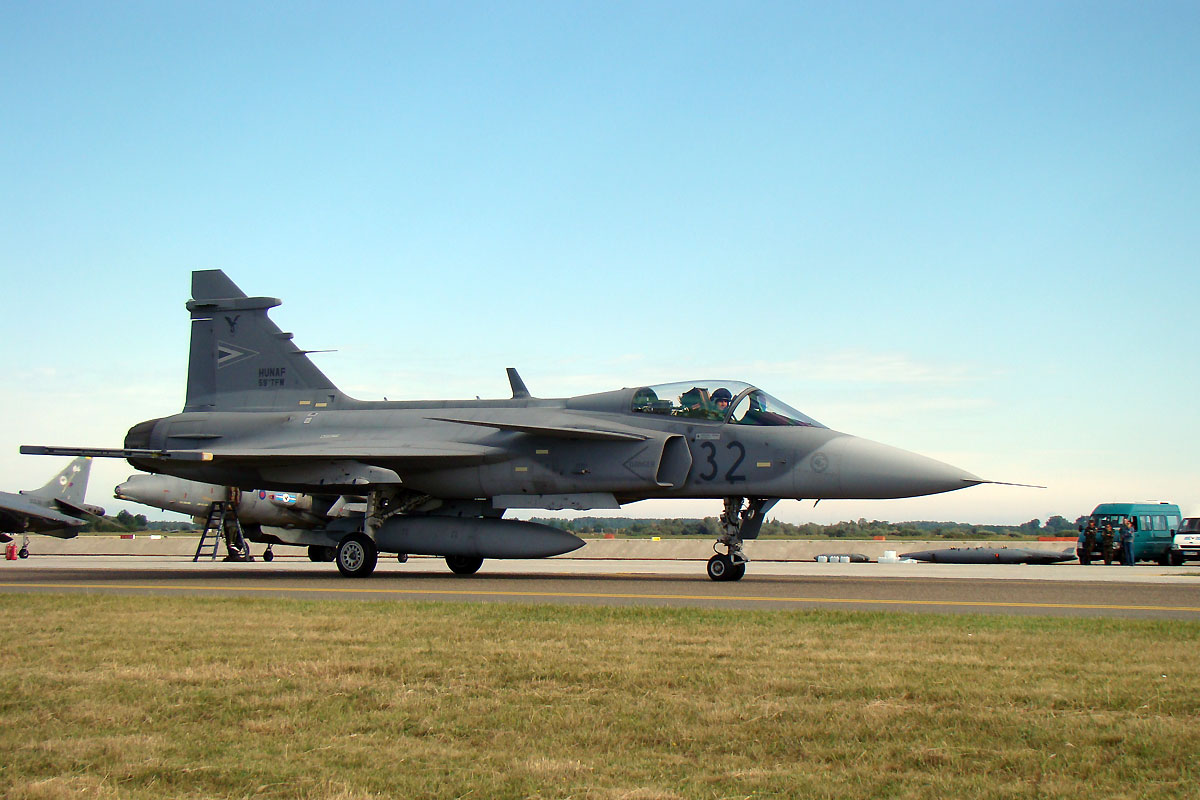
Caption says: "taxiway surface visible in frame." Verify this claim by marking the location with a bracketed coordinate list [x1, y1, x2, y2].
[2, 555, 1199, 619]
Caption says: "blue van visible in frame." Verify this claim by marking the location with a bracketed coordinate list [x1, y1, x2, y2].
[1076, 503, 1182, 565]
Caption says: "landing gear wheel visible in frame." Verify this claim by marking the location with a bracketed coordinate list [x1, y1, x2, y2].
[263, 548, 274, 562]
[397, 553, 409, 563]
[18, 548, 29, 559]
[336, 534, 378, 578]
[707, 553, 733, 581]
[728, 561, 747, 581]
[446, 555, 484, 575]
[308, 545, 335, 562]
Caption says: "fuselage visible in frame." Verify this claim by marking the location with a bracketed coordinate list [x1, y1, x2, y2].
[122, 384, 981, 510]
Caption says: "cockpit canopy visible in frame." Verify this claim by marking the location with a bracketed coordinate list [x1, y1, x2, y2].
[631, 380, 824, 428]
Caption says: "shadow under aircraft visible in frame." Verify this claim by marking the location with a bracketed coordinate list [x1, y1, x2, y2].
[26, 270, 1009, 580]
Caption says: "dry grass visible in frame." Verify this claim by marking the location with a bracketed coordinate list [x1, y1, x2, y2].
[0, 595, 1197, 799]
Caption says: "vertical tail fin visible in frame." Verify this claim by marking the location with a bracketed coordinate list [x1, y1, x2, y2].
[184, 270, 347, 411]
[26, 457, 92, 505]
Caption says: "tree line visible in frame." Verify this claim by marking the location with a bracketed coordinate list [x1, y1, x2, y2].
[80, 511, 196, 533]
[531, 515, 1083, 540]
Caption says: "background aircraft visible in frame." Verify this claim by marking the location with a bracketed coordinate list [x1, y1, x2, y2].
[115, 472, 355, 562]
[0, 457, 104, 557]
[26, 270, 991, 580]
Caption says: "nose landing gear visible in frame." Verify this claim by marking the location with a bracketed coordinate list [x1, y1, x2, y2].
[707, 497, 778, 581]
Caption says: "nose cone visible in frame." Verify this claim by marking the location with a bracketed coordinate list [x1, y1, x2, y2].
[114, 475, 152, 503]
[816, 435, 982, 499]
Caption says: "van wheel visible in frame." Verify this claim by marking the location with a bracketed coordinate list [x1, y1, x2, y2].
[1169, 552, 1184, 566]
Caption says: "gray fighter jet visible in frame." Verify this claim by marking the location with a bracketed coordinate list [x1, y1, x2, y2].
[1, 457, 104, 557]
[115, 473, 354, 561]
[26, 270, 992, 580]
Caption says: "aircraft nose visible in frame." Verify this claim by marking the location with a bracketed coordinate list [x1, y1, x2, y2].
[823, 435, 983, 499]
[113, 477, 147, 502]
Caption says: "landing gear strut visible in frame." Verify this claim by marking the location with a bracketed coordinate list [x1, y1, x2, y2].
[707, 497, 777, 582]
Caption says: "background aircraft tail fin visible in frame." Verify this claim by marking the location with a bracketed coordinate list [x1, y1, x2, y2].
[184, 269, 347, 411]
[25, 457, 92, 504]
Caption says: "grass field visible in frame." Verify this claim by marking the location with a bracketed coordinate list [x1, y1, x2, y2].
[0, 595, 1197, 799]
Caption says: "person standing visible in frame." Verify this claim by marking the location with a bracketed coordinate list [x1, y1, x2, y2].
[1120, 518, 1136, 566]
[1101, 523, 1116, 565]
[1082, 520, 1098, 565]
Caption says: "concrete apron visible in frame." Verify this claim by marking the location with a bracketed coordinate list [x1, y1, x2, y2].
[11, 536, 1074, 562]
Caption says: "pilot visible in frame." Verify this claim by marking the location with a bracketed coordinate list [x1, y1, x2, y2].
[1101, 523, 1116, 565]
[1082, 519, 1097, 564]
[711, 387, 733, 417]
[678, 387, 706, 418]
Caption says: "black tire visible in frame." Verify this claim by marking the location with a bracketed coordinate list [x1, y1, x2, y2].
[336, 534, 378, 578]
[308, 545, 335, 562]
[707, 554, 733, 581]
[446, 555, 483, 575]
[1170, 552, 1184, 566]
[17, 548, 29, 559]
[263, 549, 274, 562]
[728, 561, 747, 581]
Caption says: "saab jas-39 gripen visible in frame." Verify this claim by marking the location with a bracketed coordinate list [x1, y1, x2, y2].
[26, 270, 997, 580]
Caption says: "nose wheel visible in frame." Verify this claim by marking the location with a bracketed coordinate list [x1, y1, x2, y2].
[707, 497, 778, 581]
[707, 553, 746, 582]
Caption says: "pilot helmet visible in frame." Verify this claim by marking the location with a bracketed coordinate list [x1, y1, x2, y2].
[711, 387, 733, 405]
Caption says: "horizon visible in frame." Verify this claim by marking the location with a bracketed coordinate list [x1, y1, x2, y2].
[3, 3, 1197, 525]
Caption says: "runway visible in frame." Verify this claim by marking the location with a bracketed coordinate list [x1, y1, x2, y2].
[3, 555, 1199, 619]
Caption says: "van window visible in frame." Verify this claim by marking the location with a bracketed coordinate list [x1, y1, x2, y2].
[1153, 515, 1166, 531]
[1167, 515, 1180, 529]
[1140, 515, 1150, 531]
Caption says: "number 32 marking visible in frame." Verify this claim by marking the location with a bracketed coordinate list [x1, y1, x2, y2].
[698, 441, 746, 483]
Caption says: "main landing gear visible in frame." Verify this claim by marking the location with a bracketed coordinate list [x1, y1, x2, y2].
[336, 533, 378, 578]
[446, 555, 483, 575]
[707, 497, 778, 582]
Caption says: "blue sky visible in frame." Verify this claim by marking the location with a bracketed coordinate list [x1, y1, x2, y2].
[2, 2, 1197, 525]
